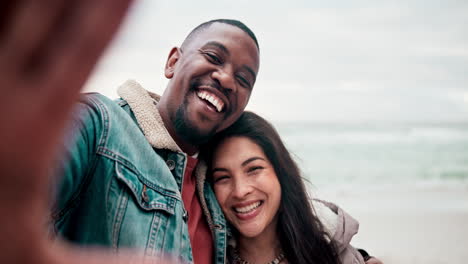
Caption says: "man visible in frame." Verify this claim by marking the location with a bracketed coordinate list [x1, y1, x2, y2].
[52, 18, 259, 264]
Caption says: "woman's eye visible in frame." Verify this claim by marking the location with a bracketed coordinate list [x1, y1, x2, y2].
[247, 166, 263, 174]
[213, 175, 230, 183]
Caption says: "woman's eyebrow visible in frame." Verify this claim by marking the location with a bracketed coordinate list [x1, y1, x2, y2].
[212, 167, 228, 173]
[241, 157, 265, 167]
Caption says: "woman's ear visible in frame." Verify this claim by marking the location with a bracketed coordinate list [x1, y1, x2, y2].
[165, 47, 181, 79]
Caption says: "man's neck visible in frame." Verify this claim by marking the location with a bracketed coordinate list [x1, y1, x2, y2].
[157, 105, 198, 156]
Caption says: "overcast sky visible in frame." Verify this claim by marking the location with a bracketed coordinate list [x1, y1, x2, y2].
[84, 0, 468, 123]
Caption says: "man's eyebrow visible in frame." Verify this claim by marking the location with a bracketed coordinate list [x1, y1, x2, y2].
[203, 41, 229, 55]
[242, 65, 257, 81]
[241, 157, 265, 167]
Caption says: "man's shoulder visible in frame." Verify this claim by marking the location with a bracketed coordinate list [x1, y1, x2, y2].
[71, 93, 139, 135]
[79, 92, 118, 108]
[77, 92, 131, 116]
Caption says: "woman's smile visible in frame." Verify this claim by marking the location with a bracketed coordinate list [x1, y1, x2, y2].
[232, 200, 264, 220]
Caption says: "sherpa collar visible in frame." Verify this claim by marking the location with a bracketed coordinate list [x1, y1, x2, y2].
[117, 79, 182, 152]
[116, 79, 215, 234]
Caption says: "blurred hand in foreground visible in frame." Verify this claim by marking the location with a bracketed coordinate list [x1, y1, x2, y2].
[0, 0, 173, 263]
[365, 257, 384, 264]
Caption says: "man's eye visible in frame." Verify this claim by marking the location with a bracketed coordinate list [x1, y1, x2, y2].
[236, 75, 251, 88]
[204, 52, 222, 64]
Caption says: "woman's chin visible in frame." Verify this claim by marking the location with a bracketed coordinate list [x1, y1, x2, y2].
[236, 225, 263, 239]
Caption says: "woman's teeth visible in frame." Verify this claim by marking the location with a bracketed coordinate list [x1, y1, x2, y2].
[234, 201, 262, 214]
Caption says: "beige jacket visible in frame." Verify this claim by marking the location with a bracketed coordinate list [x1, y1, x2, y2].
[314, 199, 366, 264]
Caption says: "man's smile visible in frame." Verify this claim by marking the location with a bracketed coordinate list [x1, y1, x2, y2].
[196, 90, 225, 112]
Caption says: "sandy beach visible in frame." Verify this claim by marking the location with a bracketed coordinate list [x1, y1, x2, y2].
[314, 182, 468, 264]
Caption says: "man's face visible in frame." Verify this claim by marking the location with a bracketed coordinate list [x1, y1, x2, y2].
[161, 23, 260, 145]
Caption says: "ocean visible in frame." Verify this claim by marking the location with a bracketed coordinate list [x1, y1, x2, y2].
[275, 122, 468, 188]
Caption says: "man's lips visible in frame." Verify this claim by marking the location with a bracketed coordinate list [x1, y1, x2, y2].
[196, 90, 225, 113]
[191, 81, 229, 112]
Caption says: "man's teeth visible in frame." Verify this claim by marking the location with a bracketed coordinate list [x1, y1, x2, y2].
[196, 91, 224, 112]
[234, 201, 261, 214]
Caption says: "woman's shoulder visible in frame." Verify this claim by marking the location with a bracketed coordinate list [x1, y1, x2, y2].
[312, 199, 360, 244]
[312, 199, 366, 264]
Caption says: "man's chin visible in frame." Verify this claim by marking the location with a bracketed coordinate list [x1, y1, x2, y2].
[174, 115, 218, 146]
[178, 126, 216, 146]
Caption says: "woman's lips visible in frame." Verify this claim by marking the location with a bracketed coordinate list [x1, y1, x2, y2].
[233, 201, 263, 221]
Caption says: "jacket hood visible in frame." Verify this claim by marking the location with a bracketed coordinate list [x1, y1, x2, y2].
[313, 199, 360, 253]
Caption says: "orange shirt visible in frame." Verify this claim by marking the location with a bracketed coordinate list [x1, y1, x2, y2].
[182, 156, 213, 264]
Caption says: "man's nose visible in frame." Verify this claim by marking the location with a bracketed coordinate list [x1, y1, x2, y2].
[211, 67, 236, 93]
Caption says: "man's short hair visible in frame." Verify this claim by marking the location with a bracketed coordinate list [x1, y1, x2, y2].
[181, 19, 259, 50]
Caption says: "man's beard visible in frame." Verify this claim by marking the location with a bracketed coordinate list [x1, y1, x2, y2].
[173, 97, 219, 146]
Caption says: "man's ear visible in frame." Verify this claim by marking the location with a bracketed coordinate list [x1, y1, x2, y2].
[165, 47, 181, 79]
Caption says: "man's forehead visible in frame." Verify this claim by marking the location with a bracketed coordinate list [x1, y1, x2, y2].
[190, 23, 256, 49]
[186, 22, 260, 73]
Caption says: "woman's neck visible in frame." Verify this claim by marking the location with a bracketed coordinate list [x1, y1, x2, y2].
[237, 226, 282, 263]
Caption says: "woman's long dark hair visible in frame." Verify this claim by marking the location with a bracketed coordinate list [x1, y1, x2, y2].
[205, 111, 341, 264]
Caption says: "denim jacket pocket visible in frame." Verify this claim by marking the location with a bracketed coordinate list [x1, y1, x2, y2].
[114, 162, 177, 215]
[112, 161, 184, 251]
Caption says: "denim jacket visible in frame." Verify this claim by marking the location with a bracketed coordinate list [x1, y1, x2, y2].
[51, 80, 227, 263]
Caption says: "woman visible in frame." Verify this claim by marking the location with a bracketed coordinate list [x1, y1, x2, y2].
[205, 111, 370, 264]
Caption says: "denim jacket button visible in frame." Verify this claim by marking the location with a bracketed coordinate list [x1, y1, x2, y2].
[166, 159, 175, 170]
[142, 185, 150, 203]
[183, 210, 189, 222]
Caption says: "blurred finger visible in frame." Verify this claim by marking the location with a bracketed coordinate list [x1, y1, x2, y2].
[365, 257, 384, 264]
[0, 0, 20, 37]
[40, 0, 133, 111]
[55, 244, 179, 264]
[0, 0, 68, 73]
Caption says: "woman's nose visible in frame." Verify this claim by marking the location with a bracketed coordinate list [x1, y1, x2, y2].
[231, 178, 253, 198]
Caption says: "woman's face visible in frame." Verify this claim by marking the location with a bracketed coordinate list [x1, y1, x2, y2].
[211, 136, 281, 239]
